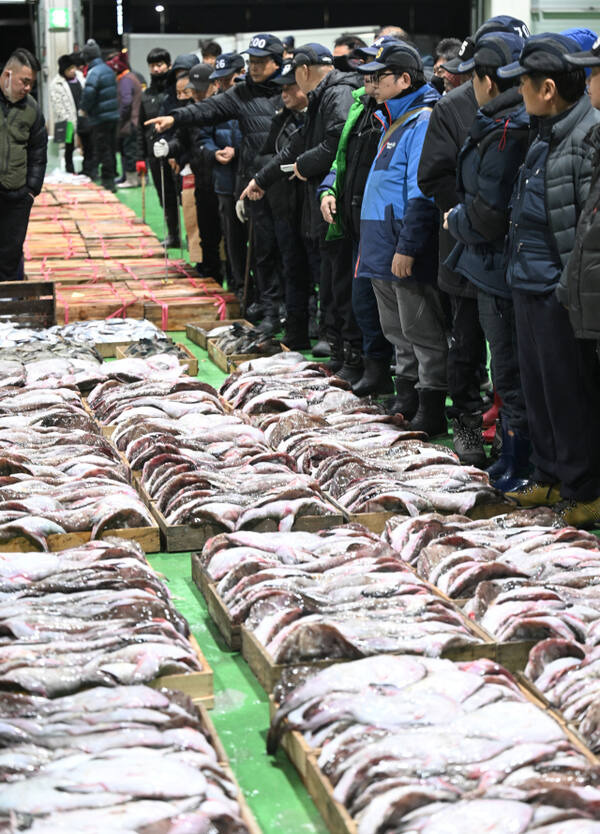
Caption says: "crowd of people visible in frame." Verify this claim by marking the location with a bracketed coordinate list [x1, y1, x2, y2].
[2, 15, 600, 528]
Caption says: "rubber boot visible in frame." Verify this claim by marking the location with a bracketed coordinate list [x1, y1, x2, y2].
[352, 356, 394, 397]
[322, 336, 343, 374]
[284, 314, 311, 351]
[490, 424, 531, 492]
[409, 389, 448, 437]
[117, 171, 140, 188]
[451, 412, 487, 468]
[256, 313, 280, 336]
[483, 390, 502, 428]
[336, 343, 363, 385]
[387, 377, 419, 419]
[311, 339, 331, 357]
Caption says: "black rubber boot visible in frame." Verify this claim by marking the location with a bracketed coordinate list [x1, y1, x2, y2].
[322, 336, 343, 374]
[410, 389, 448, 436]
[336, 343, 363, 385]
[311, 339, 331, 357]
[256, 314, 280, 337]
[284, 314, 311, 351]
[490, 422, 531, 492]
[387, 377, 419, 419]
[451, 412, 487, 468]
[353, 356, 394, 397]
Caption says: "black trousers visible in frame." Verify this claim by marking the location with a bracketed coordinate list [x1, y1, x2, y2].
[273, 217, 312, 320]
[0, 191, 32, 281]
[217, 194, 247, 295]
[446, 293, 485, 417]
[119, 127, 137, 173]
[319, 235, 361, 348]
[247, 198, 281, 316]
[64, 141, 75, 174]
[194, 178, 222, 280]
[79, 131, 95, 178]
[92, 120, 117, 187]
[513, 288, 600, 500]
[148, 157, 180, 241]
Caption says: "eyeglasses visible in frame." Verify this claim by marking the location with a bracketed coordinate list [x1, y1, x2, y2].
[373, 70, 395, 82]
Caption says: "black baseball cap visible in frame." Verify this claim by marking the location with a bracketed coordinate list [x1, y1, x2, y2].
[292, 43, 334, 68]
[271, 60, 297, 86]
[356, 34, 401, 58]
[185, 63, 214, 92]
[209, 52, 245, 79]
[458, 32, 526, 73]
[359, 41, 423, 74]
[566, 34, 600, 67]
[243, 33, 283, 58]
[499, 33, 581, 78]
[447, 15, 531, 74]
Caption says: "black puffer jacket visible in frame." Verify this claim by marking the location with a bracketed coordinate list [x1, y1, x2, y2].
[261, 106, 304, 220]
[417, 81, 478, 297]
[341, 94, 380, 242]
[171, 73, 281, 197]
[255, 69, 361, 239]
[137, 72, 169, 160]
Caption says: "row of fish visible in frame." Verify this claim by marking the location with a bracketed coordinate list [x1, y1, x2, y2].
[200, 525, 482, 663]
[210, 322, 283, 356]
[0, 684, 250, 832]
[269, 654, 600, 833]
[0, 537, 202, 697]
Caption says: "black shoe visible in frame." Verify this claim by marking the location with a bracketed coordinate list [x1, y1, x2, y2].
[451, 412, 487, 468]
[312, 339, 331, 357]
[322, 336, 343, 373]
[387, 377, 419, 419]
[284, 314, 311, 351]
[256, 315, 280, 337]
[161, 235, 180, 249]
[410, 389, 448, 436]
[336, 343, 363, 385]
[114, 173, 126, 184]
[245, 302, 263, 324]
[352, 356, 394, 397]
[102, 181, 117, 193]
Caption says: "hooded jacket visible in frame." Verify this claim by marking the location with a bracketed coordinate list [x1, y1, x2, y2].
[80, 57, 119, 126]
[507, 94, 600, 294]
[254, 69, 361, 239]
[170, 71, 281, 196]
[417, 81, 478, 297]
[446, 87, 529, 298]
[0, 88, 47, 195]
[356, 84, 440, 283]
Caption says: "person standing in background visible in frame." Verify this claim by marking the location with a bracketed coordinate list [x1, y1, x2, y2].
[107, 51, 142, 188]
[79, 39, 119, 192]
[0, 48, 47, 280]
[200, 40, 222, 67]
[49, 54, 81, 173]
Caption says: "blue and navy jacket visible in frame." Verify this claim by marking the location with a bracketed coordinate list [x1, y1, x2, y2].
[80, 58, 119, 126]
[202, 118, 243, 195]
[446, 87, 529, 299]
[356, 84, 440, 283]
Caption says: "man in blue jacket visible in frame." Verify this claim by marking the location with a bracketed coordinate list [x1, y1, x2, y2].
[79, 39, 119, 192]
[356, 42, 448, 436]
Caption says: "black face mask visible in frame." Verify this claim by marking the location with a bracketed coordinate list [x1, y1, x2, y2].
[150, 71, 168, 91]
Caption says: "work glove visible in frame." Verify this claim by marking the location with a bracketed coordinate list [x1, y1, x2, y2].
[135, 160, 147, 175]
[153, 139, 170, 158]
[235, 198, 247, 223]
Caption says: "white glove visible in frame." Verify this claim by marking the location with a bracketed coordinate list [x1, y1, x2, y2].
[235, 198, 247, 223]
[153, 139, 170, 158]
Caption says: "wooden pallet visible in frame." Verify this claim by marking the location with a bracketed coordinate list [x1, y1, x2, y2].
[144, 296, 241, 332]
[115, 342, 198, 375]
[192, 555, 241, 650]
[186, 319, 252, 350]
[346, 498, 517, 532]
[150, 634, 214, 708]
[0, 280, 55, 326]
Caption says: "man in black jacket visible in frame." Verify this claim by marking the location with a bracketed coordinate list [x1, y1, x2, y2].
[418, 15, 530, 463]
[0, 48, 47, 281]
[242, 43, 362, 380]
[146, 34, 284, 334]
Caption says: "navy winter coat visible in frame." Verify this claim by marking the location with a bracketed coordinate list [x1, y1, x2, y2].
[446, 88, 529, 298]
[80, 58, 119, 126]
[202, 117, 243, 195]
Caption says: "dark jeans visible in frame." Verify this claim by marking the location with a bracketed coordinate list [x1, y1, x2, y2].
[351, 242, 393, 360]
[478, 289, 528, 433]
[273, 217, 311, 320]
[194, 179, 222, 280]
[148, 157, 180, 241]
[0, 191, 33, 281]
[119, 127, 137, 173]
[92, 120, 117, 187]
[320, 235, 361, 348]
[446, 293, 485, 417]
[247, 198, 281, 316]
[513, 288, 600, 500]
[217, 193, 246, 295]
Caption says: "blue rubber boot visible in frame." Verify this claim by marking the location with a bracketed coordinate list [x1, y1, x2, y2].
[492, 424, 531, 492]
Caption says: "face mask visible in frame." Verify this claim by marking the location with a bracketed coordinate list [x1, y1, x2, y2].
[3, 71, 17, 103]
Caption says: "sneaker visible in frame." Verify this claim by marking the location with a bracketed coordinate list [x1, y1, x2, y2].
[554, 496, 600, 529]
[451, 413, 487, 468]
[505, 481, 561, 507]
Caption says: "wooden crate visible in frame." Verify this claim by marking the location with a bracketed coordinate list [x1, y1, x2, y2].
[28, 219, 79, 234]
[144, 295, 241, 332]
[192, 555, 241, 650]
[0, 522, 160, 554]
[54, 282, 144, 324]
[206, 331, 288, 373]
[347, 498, 517, 531]
[0, 280, 55, 326]
[24, 235, 89, 260]
[116, 342, 198, 375]
[77, 219, 159, 240]
[86, 241, 164, 259]
[186, 319, 253, 350]
[150, 634, 214, 708]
